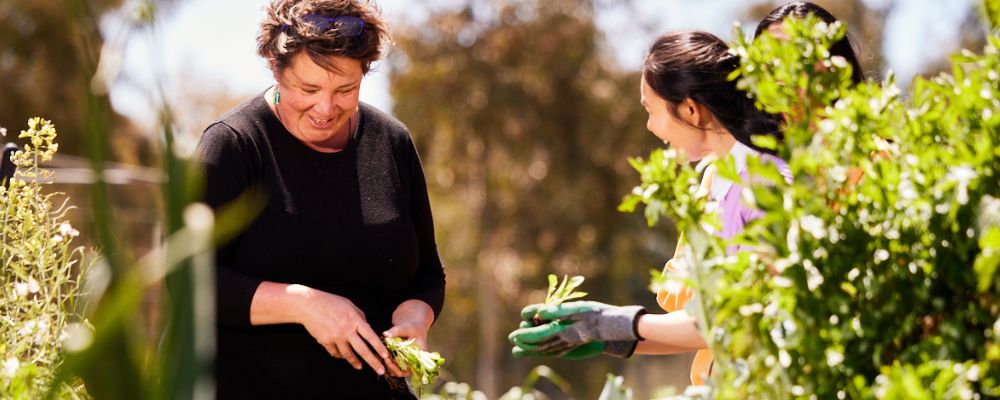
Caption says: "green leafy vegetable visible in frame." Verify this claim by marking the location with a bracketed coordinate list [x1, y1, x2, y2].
[383, 336, 445, 388]
[544, 274, 588, 306]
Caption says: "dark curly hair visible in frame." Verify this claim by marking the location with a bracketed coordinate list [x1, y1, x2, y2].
[257, 0, 390, 74]
[643, 31, 783, 155]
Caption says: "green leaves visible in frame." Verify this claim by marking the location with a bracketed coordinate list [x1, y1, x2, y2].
[383, 336, 445, 388]
[975, 226, 1000, 292]
[0, 118, 91, 399]
[544, 274, 588, 306]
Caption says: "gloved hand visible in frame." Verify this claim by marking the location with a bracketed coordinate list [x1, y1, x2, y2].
[508, 301, 645, 357]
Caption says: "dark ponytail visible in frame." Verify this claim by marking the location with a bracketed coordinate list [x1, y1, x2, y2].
[642, 31, 782, 155]
[754, 1, 865, 85]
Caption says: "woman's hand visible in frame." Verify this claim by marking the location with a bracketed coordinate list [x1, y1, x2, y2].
[383, 299, 435, 377]
[293, 287, 392, 375]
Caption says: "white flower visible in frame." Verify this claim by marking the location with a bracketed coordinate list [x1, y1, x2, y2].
[52, 234, 64, 244]
[1, 358, 18, 377]
[830, 55, 848, 69]
[779, 350, 792, 368]
[770, 325, 787, 347]
[739, 303, 763, 316]
[799, 215, 826, 239]
[826, 349, 844, 367]
[37, 319, 50, 335]
[899, 177, 918, 201]
[947, 165, 977, 205]
[847, 268, 861, 281]
[18, 320, 36, 336]
[967, 364, 981, 381]
[783, 320, 798, 335]
[772, 276, 793, 287]
[874, 249, 890, 263]
[787, 223, 800, 254]
[14, 282, 28, 297]
[828, 165, 847, 183]
[58, 222, 79, 238]
[804, 259, 824, 291]
[819, 119, 837, 135]
[28, 277, 39, 294]
[683, 385, 712, 398]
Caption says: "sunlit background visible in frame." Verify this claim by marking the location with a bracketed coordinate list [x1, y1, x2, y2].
[0, 0, 991, 398]
[109, 0, 977, 131]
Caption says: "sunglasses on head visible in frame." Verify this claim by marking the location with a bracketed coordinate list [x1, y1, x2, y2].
[280, 14, 365, 37]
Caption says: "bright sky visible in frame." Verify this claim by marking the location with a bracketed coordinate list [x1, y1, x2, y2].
[107, 0, 975, 133]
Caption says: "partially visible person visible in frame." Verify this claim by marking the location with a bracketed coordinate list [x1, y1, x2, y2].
[508, 30, 789, 386]
[755, 1, 866, 85]
[197, 1, 445, 398]
[757, 2, 880, 191]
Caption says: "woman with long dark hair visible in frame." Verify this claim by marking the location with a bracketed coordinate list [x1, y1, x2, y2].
[508, 30, 790, 385]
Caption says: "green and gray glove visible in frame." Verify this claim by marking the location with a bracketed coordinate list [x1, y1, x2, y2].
[508, 301, 646, 358]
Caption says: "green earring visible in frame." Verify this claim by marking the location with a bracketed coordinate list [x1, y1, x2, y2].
[273, 87, 280, 105]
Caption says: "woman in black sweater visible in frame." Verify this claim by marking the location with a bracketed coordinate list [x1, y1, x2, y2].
[197, 1, 445, 398]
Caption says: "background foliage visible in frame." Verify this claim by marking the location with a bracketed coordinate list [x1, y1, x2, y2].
[623, 5, 1000, 398]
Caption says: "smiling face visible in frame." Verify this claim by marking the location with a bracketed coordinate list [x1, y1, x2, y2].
[273, 52, 362, 152]
[640, 76, 714, 162]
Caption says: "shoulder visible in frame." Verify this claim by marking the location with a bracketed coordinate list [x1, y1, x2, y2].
[759, 153, 792, 184]
[359, 102, 412, 145]
[206, 94, 270, 138]
[199, 94, 269, 160]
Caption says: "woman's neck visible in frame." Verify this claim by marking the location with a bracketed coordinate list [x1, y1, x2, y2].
[707, 128, 738, 159]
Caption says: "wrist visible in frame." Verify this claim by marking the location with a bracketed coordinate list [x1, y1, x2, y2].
[602, 340, 639, 358]
[600, 305, 646, 341]
[285, 284, 316, 324]
[392, 299, 434, 329]
[633, 311, 647, 341]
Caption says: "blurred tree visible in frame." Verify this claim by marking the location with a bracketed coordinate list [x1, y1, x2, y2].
[390, 0, 684, 398]
[0, 0, 170, 165]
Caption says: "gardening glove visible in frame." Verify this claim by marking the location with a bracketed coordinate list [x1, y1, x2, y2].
[508, 301, 645, 352]
[509, 319, 639, 359]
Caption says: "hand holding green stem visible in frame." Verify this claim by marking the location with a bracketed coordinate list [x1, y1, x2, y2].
[383, 336, 444, 388]
[510, 275, 646, 359]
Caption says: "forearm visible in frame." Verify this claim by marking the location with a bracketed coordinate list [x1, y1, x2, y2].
[249, 281, 311, 325]
[632, 312, 707, 355]
[392, 299, 434, 329]
[634, 340, 702, 355]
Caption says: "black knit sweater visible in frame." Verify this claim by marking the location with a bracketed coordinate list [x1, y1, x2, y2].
[198, 93, 445, 399]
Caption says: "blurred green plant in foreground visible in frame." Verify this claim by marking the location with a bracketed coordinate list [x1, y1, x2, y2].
[622, 2, 1000, 398]
[0, 118, 91, 399]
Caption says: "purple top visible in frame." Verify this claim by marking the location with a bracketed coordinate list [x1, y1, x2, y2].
[709, 142, 791, 254]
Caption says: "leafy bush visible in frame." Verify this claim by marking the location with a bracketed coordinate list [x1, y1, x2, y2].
[621, 8, 1000, 399]
[0, 118, 91, 399]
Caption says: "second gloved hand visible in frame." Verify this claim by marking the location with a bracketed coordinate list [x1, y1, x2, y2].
[508, 301, 646, 352]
